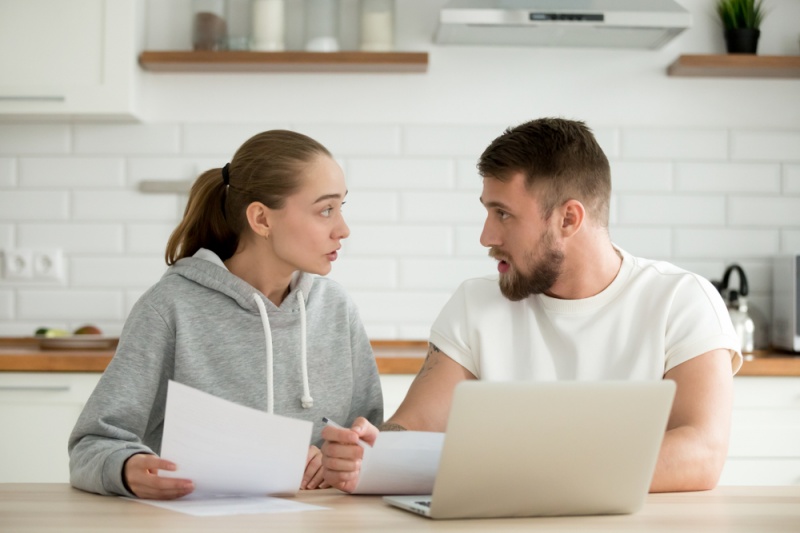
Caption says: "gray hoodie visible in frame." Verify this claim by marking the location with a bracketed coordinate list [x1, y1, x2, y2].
[68, 249, 383, 496]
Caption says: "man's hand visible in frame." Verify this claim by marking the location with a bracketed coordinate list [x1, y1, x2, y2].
[301, 445, 330, 490]
[123, 453, 194, 500]
[320, 417, 379, 493]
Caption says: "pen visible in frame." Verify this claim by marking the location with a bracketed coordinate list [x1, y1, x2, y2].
[322, 417, 369, 449]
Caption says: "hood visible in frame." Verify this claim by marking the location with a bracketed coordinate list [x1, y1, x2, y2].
[171, 248, 314, 315]
[435, 0, 692, 49]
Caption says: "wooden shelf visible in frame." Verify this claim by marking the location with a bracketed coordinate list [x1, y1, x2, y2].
[667, 54, 800, 78]
[138, 50, 428, 73]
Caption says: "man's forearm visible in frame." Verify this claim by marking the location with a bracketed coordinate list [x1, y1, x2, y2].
[649, 426, 727, 493]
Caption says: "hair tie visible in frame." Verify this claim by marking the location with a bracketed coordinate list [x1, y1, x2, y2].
[222, 163, 231, 186]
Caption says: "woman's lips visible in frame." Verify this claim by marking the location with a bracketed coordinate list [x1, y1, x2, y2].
[327, 251, 338, 261]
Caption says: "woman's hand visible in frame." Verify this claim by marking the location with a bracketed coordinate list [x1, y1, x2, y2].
[123, 453, 194, 500]
[301, 445, 330, 490]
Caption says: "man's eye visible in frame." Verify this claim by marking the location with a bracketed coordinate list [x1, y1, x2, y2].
[497, 210, 509, 220]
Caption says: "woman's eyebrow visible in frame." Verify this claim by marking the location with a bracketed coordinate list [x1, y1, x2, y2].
[313, 190, 348, 204]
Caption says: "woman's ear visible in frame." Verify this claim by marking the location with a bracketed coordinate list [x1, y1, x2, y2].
[559, 199, 585, 237]
[245, 202, 271, 239]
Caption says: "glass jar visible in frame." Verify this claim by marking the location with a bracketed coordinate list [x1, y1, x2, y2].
[251, 0, 285, 51]
[226, 0, 253, 50]
[360, 0, 393, 51]
[304, 0, 340, 52]
[192, 0, 228, 51]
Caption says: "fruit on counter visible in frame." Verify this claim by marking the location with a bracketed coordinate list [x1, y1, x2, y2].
[74, 325, 103, 335]
[34, 325, 103, 337]
[34, 327, 70, 338]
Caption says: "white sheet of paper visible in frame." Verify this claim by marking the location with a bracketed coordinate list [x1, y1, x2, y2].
[159, 380, 312, 497]
[127, 496, 327, 517]
[352, 431, 445, 494]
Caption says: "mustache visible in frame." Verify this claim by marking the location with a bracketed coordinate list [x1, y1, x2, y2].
[488, 248, 509, 262]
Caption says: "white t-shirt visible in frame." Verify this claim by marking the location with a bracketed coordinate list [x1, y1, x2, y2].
[430, 248, 743, 381]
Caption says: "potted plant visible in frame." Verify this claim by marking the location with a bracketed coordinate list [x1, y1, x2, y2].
[716, 0, 767, 54]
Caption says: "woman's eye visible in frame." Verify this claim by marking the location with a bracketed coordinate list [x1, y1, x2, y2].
[321, 207, 333, 217]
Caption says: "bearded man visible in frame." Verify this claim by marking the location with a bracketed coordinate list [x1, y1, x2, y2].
[322, 118, 742, 493]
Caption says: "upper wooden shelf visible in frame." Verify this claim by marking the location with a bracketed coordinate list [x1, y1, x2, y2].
[667, 54, 800, 78]
[138, 50, 428, 73]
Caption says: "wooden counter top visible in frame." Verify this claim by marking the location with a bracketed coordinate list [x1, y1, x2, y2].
[4, 484, 800, 533]
[3, 484, 800, 532]
[0, 337, 429, 374]
[1, 337, 798, 376]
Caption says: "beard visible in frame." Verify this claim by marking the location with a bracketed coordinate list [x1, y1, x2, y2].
[490, 228, 565, 301]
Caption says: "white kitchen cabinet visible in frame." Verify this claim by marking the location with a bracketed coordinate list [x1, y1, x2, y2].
[0, 0, 142, 120]
[720, 377, 800, 486]
[380, 374, 414, 419]
[0, 372, 100, 482]
[1, 372, 796, 485]
[0, 372, 410, 484]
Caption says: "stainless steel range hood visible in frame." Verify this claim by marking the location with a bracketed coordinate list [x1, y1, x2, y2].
[435, 0, 692, 49]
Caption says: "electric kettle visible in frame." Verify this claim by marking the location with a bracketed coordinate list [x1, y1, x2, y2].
[711, 264, 755, 353]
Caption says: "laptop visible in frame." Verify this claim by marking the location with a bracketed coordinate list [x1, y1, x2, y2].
[383, 379, 676, 520]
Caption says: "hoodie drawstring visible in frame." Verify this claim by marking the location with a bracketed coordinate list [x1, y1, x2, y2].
[253, 294, 275, 414]
[297, 290, 313, 409]
[253, 291, 313, 414]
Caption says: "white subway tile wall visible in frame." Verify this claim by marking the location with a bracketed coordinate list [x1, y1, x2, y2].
[0, 158, 16, 187]
[784, 165, 800, 194]
[73, 124, 181, 155]
[0, 290, 12, 320]
[610, 161, 673, 192]
[731, 131, 800, 162]
[19, 158, 125, 189]
[621, 129, 728, 160]
[19, 224, 124, 254]
[0, 122, 799, 339]
[126, 224, 175, 254]
[0, 225, 13, 249]
[0, 124, 70, 155]
[783, 231, 800, 253]
[0, 192, 69, 221]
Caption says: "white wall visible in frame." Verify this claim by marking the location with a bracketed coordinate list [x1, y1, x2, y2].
[1, 0, 799, 341]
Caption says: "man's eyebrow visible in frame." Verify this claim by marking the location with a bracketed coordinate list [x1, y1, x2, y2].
[479, 196, 510, 210]
[313, 190, 348, 204]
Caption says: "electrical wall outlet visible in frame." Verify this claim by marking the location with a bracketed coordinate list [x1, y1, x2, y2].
[32, 249, 64, 281]
[2, 249, 34, 280]
[2, 248, 64, 282]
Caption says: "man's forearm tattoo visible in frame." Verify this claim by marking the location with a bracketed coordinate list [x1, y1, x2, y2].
[416, 342, 442, 380]
[378, 422, 407, 432]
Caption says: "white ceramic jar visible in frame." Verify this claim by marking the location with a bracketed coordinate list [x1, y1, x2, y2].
[252, 0, 285, 51]
[360, 0, 393, 51]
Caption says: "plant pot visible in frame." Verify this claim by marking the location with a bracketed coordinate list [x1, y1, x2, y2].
[724, 28, 760, 54]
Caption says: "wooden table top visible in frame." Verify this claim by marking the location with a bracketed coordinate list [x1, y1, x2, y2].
[1, 337, 799, 376]
[1, 484, 799, 533]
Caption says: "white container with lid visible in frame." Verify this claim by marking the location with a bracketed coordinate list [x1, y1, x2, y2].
[252, 0, 285, 51]
[360, 0, 393, 51]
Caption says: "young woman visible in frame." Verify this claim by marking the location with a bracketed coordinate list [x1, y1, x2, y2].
[68, 130, 383, 500]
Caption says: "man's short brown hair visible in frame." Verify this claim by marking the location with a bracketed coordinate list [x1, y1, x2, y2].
[478, 118, 611, 226]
